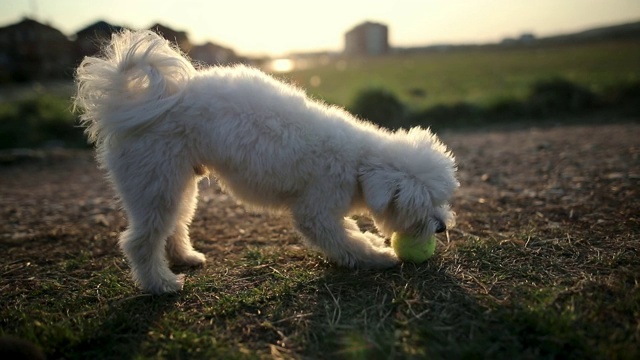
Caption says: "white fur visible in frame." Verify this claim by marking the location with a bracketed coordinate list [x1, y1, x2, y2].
[75, 30, 458, 294]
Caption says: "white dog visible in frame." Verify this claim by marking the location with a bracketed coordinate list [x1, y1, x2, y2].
[74, 30, 458, 294]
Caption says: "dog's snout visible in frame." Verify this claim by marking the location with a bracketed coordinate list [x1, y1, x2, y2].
[435, 220, 447, 233]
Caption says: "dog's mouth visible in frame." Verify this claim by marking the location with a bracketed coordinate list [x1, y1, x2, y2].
[406, 218, 446, 238]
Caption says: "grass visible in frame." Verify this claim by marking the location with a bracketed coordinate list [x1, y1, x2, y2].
[2, 224, 638, 359]
[283, 40, 640, 110]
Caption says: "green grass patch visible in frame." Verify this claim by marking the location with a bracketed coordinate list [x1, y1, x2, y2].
[285, 41, 640, 110]
[0, 94, 86, 149]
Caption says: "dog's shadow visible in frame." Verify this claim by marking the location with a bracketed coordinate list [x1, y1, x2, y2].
[71, 255, 483, 358]
[303, 258, 486, 358]
[72, 291, 180, 359]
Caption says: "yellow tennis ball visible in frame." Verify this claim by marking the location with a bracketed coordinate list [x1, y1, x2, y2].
[391, 232, 436, 263]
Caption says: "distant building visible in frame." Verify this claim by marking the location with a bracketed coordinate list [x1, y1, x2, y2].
[75, 20, 125, 59]
[189, 42, 238, 65]
[0, 18, 73, 82]
[0, 17, 245, 82]
[149, 23, 191, 53]
[501, 33, 537, 46]
[344, 21, 389, 56]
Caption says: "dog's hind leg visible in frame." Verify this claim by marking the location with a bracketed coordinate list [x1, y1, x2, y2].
[293, 203, 399, 269]
[118, 208, 184, 294]
[166, 177, 206, 267]
[113, 158, 193, 294]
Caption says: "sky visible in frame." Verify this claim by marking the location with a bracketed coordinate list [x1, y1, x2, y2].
[1, 0, 639, 56]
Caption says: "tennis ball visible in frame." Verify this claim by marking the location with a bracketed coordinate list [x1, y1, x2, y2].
[391, 232, 436, 263]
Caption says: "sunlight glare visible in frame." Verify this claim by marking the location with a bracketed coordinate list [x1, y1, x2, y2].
[270, 58, 295, 73]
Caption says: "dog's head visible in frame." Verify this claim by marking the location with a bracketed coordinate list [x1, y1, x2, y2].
[358, 127, 458, 239]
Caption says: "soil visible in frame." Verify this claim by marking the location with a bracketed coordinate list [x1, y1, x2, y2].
[1, 122, 638, 269]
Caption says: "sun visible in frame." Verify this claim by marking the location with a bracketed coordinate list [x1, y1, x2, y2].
[269, 58, 295, 73]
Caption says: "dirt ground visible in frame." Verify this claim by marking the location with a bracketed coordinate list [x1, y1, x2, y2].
[1, 122, 638, 266]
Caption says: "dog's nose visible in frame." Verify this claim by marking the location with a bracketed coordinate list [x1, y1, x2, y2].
[435, 221, 446, 233]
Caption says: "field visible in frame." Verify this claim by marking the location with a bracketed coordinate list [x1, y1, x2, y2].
[1, 40, 639, 358]
[284, 40, 640, 110]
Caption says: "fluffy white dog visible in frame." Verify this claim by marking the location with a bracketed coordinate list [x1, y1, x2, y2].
[74, 30, 458, 294]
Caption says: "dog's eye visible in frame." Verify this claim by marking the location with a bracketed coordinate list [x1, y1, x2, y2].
[392, 188, 401, 200]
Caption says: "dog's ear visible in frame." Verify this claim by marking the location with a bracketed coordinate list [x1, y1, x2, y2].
[393, 176, 431, 220]
[358, 165, 398, 215]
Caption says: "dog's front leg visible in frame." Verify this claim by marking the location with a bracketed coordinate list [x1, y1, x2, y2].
[344, 218, 387, 248]
[293, 206, 399, 269]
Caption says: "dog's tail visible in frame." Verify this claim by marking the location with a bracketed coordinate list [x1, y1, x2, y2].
[74, 30, 196, 144]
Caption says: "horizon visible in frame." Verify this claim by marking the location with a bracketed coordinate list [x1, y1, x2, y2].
[1, 0, 639, 57]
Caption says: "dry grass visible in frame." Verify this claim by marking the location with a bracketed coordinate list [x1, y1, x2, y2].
[1, 122, 639, 359]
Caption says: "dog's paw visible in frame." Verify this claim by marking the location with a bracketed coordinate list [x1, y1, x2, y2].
[360, 248, 400, 269]
[333, 247, 399, 269]
[173, 273, 186, 290]
[362, 231, 387, 248]
[171, 251, 206, 267]
[138, 273, 185, 294]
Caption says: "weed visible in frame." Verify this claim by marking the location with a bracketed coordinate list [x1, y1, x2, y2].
[348, 87, 405, 129]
